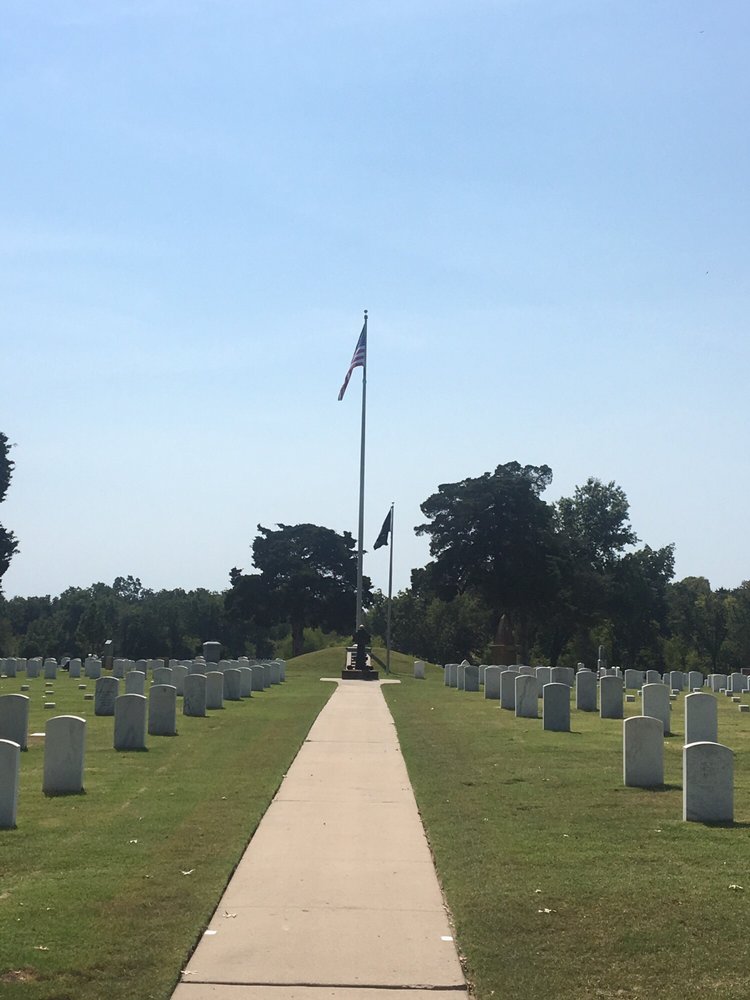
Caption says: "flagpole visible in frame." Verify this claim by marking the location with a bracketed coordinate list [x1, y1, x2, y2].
[355, 310, 368, 628]
[386, 502, 394, 673]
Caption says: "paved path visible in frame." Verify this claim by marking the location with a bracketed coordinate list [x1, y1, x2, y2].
[172, 678, 468, 1000]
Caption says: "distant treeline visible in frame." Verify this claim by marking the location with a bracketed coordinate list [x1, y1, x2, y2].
[2, 459, 749, 671]
[367, 576, 750, 673]
[0, 576, 302, 661]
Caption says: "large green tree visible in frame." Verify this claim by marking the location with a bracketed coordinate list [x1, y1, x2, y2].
[0, 432, 19, 593]
[609, 544, 676, 669]
[538, 478, 640, 664]
[415, 462, 561, 660]
[226, 523, 371, 657]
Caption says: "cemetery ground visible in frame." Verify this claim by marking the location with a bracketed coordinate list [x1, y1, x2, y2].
[381, 660, 750, 1000]
[3, 652, 750, 1000]
[0, 662, 332, 1000]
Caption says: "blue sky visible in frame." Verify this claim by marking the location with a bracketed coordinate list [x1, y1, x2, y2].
[2, 0, 749, 601]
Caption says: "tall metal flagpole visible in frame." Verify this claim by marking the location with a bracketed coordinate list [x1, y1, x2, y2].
[386, 502, 394, 673]
[355, 310, 368, 628]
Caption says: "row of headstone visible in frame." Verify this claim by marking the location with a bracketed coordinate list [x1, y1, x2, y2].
[0, 650, 290, 827]
[622, 694, 733, 822]
[0, 714, 86, 826]
[448, 657, 745, 747]
[1, 654, 285, 690]
[439, 658, 737, 824]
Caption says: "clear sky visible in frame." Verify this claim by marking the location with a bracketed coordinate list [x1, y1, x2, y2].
[2, 0, 749, 601]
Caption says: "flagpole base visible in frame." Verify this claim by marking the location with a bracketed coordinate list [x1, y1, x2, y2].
[341, 668, 380, 681]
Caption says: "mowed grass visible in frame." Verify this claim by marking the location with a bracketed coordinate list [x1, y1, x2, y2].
[382, 665, 750, 1000]
[0, 662, 333, 1000]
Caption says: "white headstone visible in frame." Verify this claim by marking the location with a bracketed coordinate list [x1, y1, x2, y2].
[43, 716, 85, 793]
[515, 674, 538, 719]
[576, 671, 597, 712]
[599, 675, 624, 720]
[463, 665, 479, 692]
[148, 685, 177, 736]
[125, 671, 146, 696]
[172, 664, 188, 695]
[642, 683, 671, 736]
[623, 716, 664, 787]
[203, 641, 221, 664]
[0, 739, 21, 826]
[205, 671, 224, 710]
[94, 676, 119, 716]
[683, 742, 733, 822]
[685, 692, 718, 744]
[543, 683, 570, 732]
[535, 666, 552, 693]
[624, 669, 644, 690]
[549, 666, 569, 686]
[183, 673, 207, 717]
[85, 657, 102, 679]
[414, 660, 425, 680]
[44, 658, 58, 680]
[114, 694, 147, 750]
[238, 667, 253, 701]
[0, 694, 29, 750]
[484, 666, 502, 700]
[153, 666, 173, 686]
[687, 670, 703, 691]
[500, 670, 516, 710]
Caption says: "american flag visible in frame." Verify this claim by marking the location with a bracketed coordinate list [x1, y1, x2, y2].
[338, 321, 367, 400]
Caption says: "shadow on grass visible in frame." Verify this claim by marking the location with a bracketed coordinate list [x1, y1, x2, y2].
[693, 819, 750, 829]
[645, 783, 682, 792]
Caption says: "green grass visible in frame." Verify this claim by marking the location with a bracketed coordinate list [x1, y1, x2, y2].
[5, 652, 748, 999]
[0, 662, 333, 1000]
[382, 664, 750, 1000]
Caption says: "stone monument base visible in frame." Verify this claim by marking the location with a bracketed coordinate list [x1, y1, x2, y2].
[341, 669, 380, 681]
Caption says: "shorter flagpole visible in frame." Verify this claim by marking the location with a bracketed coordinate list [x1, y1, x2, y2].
[386, 503, 394, 674]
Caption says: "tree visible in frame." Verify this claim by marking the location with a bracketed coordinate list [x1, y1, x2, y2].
[226, 523, 371, 657]
[609, 544, 675, 669]
[537, 478, 639, 664]
[555, 478, 638, 571]
[415, 462, 561, 660]
[694, 587, 731, 672]
[0, 433, 19, 593]
[724, 581, 750, 669]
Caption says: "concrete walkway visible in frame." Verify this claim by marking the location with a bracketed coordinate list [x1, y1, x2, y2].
[172, 678, 468, 1000]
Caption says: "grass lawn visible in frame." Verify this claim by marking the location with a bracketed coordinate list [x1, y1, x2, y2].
[0, 662, 333, 1000]
[382, 662, 750, 1000]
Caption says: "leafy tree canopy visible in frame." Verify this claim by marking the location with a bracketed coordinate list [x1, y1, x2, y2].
[415, 462, 560, 658]
[227, 523, 372, 657]
[0, 432, 19, 591]
[555, 477, 638, 570]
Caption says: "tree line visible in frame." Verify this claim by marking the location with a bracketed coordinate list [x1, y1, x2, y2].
[0, 445, 748, 672]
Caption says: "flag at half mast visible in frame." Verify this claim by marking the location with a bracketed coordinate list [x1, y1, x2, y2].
[338, 321, 367, 400]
